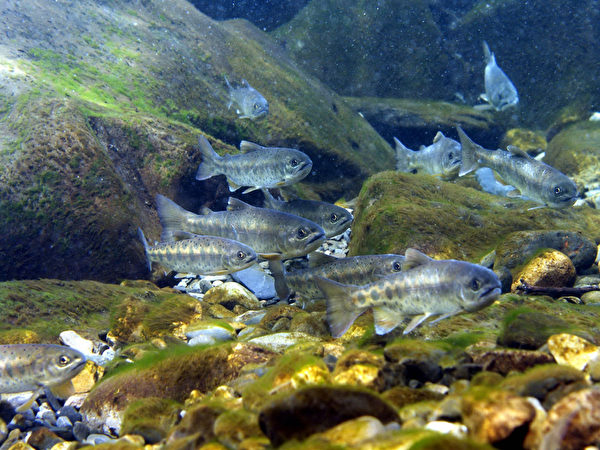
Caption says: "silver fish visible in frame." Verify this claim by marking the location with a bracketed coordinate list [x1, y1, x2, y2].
[315, 249, 502, 337]
[286, 253, 405, 302]
[0, 344, 86, 411]
[394, 132, 462, 180]
[138, 228, 257, 276]
[225, 76, 269, 119]
[155, 194, 325, 261]
[457, 127, 578, 208]
[262, 190, 353, 238]
[195, 137, 312, 194]
[479, 41, 519, 111]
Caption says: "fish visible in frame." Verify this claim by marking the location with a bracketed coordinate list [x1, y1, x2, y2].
[225, 76, 269, 119]
[286, 253, 405, 302]
[478, 41, 519, 111]
[394, 132, 462, 180]
[0, 344, 87, 411]
[315, 248, 502, 338]
[195, 137, 313, 194]
[155, 194, 326, 261]
[138, 228, 257, 276]
[457, 127, 578, 208]
[262, 189, 353, 238]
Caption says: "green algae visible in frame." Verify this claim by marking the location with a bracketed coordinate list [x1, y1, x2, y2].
[349, 171, 600, 261]
[121, 397, 182, 444]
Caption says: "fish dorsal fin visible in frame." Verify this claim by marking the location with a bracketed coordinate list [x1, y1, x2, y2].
[506, 145, 531, 158]
[241, 79, 250, 87]
[200, 206, 213, 215]
[227, 197, 254, 211]
[433, 131, 445, 143]
[309, 252, 338, 268]
[239, 140, 265, 152]
[402, 248, 434, 270]
[373, 306, 402, 335]
[506, 188, 522, 198]
[419, 145, 426, 150]
[161, 230, 200, 242]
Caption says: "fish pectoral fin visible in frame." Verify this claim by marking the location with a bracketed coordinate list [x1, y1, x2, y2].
[268, 259, 291, 301]
[242, 186, 260, 194]
[527, 205, 546, 211]
[308, 251, 338, 268]
[16, 387, 45, 412]
[506, 188, 522, 198]
[227, 179, 241, 192]
[433, 131, 445, 143]
[403, 312, 435, 334]
[428, 311, 460, 325]
[478, 93, 489, 102]
[373, 307, 402, 335]
[473, 104, 493, 111]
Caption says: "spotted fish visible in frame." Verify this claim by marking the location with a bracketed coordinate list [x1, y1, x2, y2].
[457, 127, 578, 208]
[0, 344, 86, 411]
[478, 41, 519, 111]
[315, 249, 502, 337]
[195, 137, 312, 194]
[286, 253, 405, 302]
[262, 190, 353, 238]
[394, 132, 462, 180]
[138, 229, 257, 275]
[225, 76, 269, 119]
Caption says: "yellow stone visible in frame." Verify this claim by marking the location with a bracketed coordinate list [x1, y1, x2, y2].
[319, 416, 386, 445]
[291, 365, 330, 388]
[50, 443, 79, 450]
[7, 443, 35, 450]
[333, 364, 380, 388]
[548, 333, 599, 371]
[70, 360, 105, 393]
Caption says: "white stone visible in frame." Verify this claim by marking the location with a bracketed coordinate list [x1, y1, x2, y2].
[59, 331, 94, 356]
[425, 420, 468, 438]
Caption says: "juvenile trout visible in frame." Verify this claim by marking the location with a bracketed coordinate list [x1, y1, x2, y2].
[262, 190, 353, 238]
[315, 249, 501, 337]
[458, 127, 578, 208]
[138, 229, 257, 275]
[196, 137, 312, 194]
[0, 344, 86, 411]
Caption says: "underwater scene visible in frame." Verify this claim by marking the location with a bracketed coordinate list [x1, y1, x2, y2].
[0, 0, 600, 448]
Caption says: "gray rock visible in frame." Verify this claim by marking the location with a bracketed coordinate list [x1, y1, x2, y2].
[58, 406, 82, 424]
[59, 330, 94, 355]
[56, 416, 73, 428]
[232, 266, 277, 299]
[83, 434, 115, 446]
[72, 421, 90, 441]
[247, 332, 320, 352]
[234, 310, 267, 325]
[185, 322, 236, 342]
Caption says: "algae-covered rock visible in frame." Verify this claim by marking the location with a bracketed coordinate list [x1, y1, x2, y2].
[81, 343, 274, 434]
[493, 230, 597, 275]
[203, 282, 261, 312]
[272, 0, 447, 100]
[461, 387, 536, 446]
[213, 409, 264, 448]
[258, 386, 399, 447]
[545, 121, 600, 175]
[166, 402, 226, 448]
[547, 333, 600, 372]
[382, 387, 445, 410]
[349, 172, 600, 262]
[0, 0, 392, 282]
[120, 398, 181, 444]
[500, 129, 547, 153]
[471, 350, 554, 376]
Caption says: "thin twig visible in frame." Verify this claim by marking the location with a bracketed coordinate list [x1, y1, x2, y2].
[515, 279, 600, 298]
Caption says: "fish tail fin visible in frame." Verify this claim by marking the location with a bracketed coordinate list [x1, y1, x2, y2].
[224, 74, 232, 90]
[482, 41, 493, 63]
[457, 127, 480, 176]
[137, 228, 152, 271]
[394, 137, 415, 172]
[261, 188, 277, 209]
[315, 277, 365, 338]
[155, 194, 194, 236]
[195, 136, 222, 181]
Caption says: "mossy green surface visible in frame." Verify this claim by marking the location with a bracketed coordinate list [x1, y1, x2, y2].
[0, 0, 392, 282]
[121, 397, 182, 444]
[545, 121, 600, 177]
[0, 279, 177, 340]
[349, 171, 600, 261]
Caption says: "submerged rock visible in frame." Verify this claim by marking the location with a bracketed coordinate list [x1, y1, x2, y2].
[258, 386, 399, 447]
[511, 250, 576, 292]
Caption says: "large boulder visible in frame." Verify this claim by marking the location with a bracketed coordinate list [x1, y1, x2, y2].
[0, 0, 392, 282]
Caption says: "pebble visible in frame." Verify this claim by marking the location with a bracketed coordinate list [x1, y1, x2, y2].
[57, 407, 81, 425]
[547, 333, 599, 371]
[425, 420, 468, 438]
[232, 266, 276, 299]
[247, 332, 320, 352]
[71, 422, 90, 442]
[55, 417, 72, 429]
[234, 310, 267, 325]
[511, 249, 576, 292]
[204, 282, 261, 310]
[185, 322, 236, 342]
[58, 331, 94, 356]
[582, 291, 600, 304]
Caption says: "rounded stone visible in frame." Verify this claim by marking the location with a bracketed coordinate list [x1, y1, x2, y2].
[547, 333, 599, 371]
[204, 282, 261, 311]
[511, 249, 576, 292]
[581, 291, 600, 304]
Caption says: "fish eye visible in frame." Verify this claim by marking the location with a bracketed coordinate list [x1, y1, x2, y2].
[253, 103, 260, 110]
[448, 152, 454, 160]
[290, 158, 299, 167]
[58, 355, 71, 367]
[392, 261, 402, 271]
[471, 279, 481, 291]
[296, 227, 307, 239]
[329, 213, 339, 223]
[237, 251, 246, 260]
[554, 186, 563, 196]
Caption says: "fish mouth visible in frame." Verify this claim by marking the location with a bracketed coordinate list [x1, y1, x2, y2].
[253, 107, 269, 118]
[479, 286, 502, 306]
[307, 232, 326, 245]
[295, 161, 312, 175]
